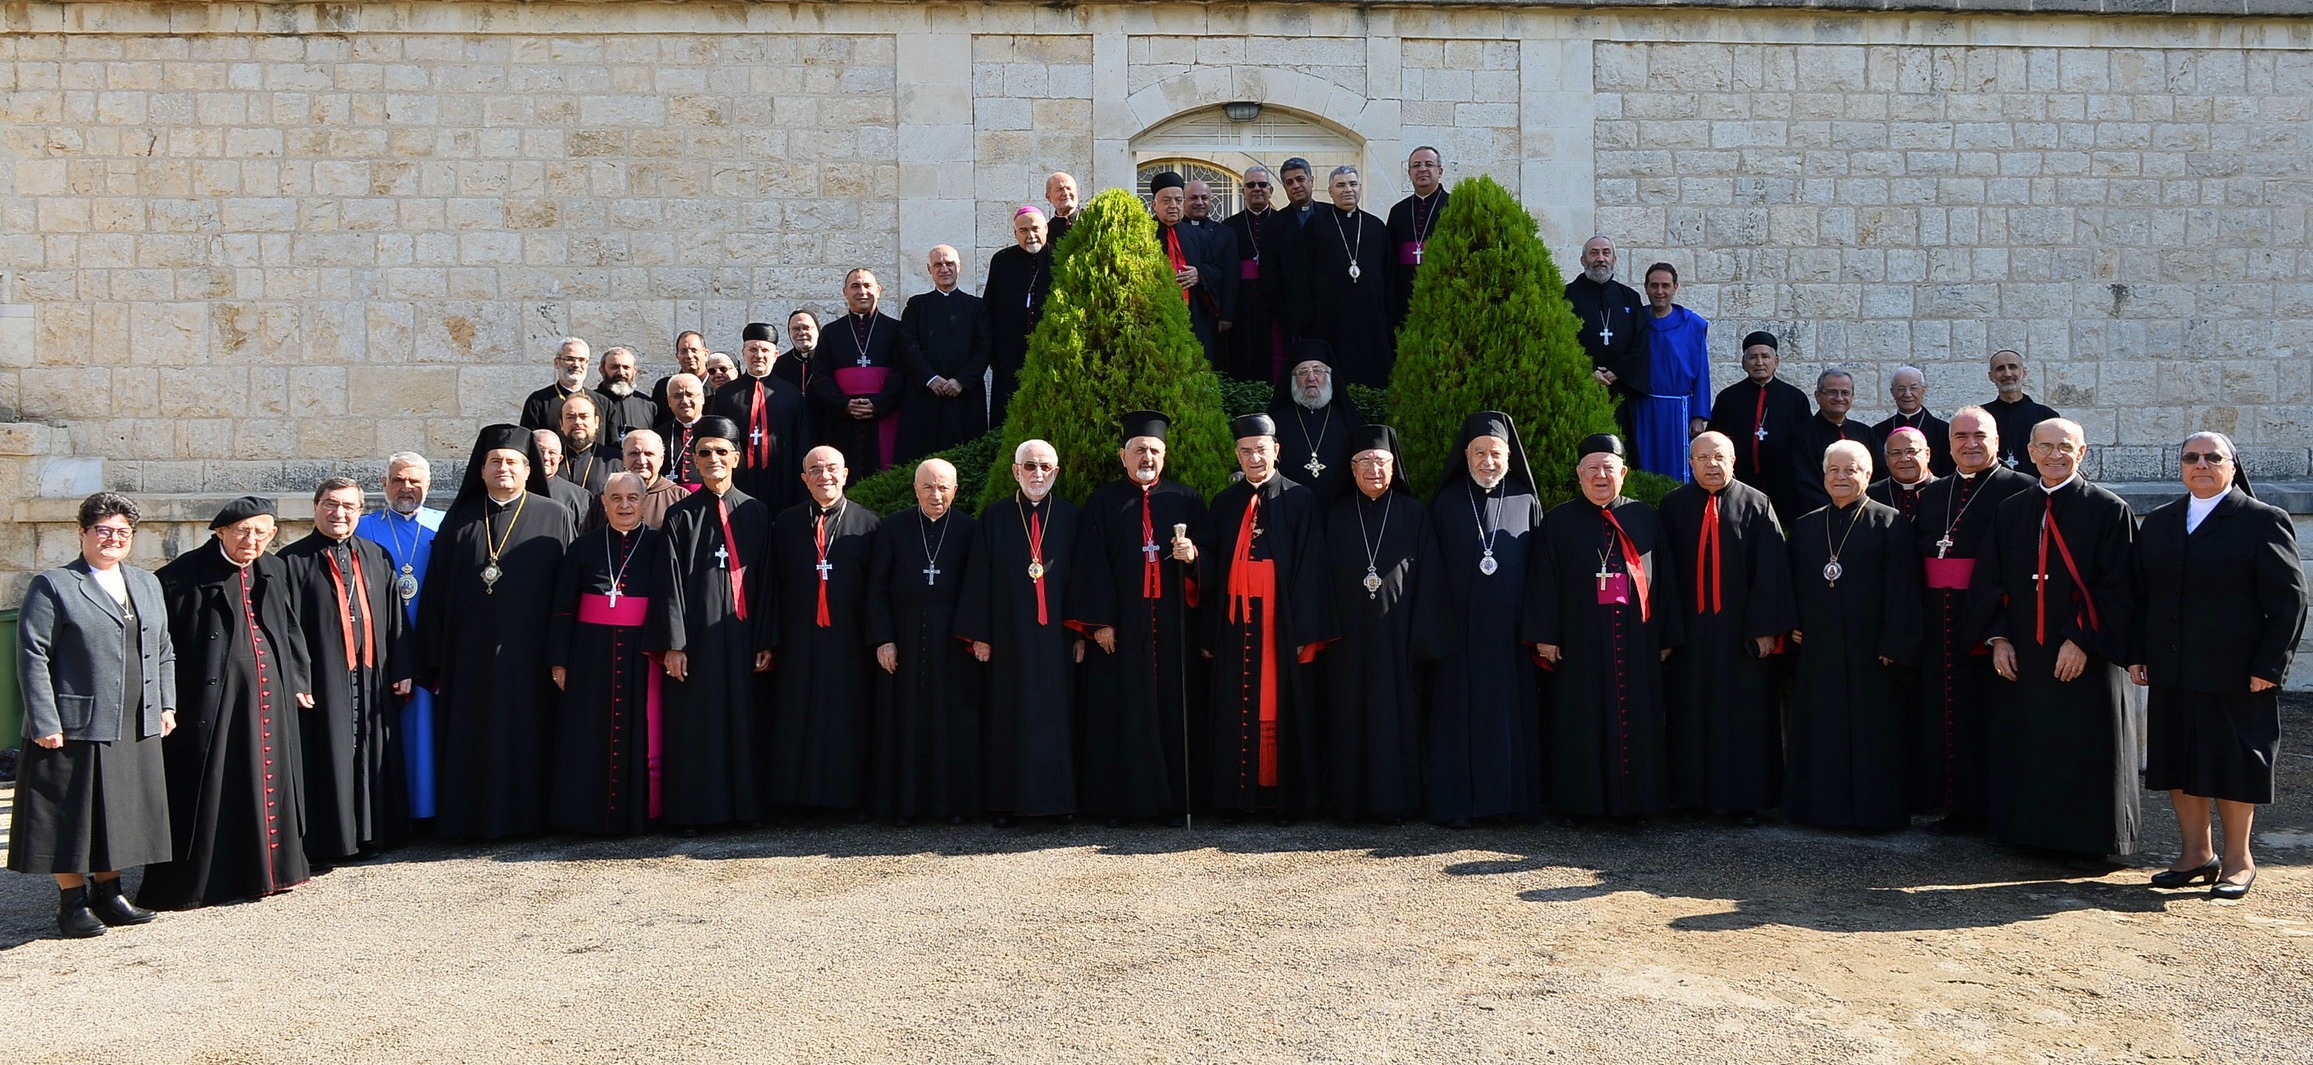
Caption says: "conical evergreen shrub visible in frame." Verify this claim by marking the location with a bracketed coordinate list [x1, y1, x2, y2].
[980, 187, 1235, 508]
[1388, 175, 1620, 505]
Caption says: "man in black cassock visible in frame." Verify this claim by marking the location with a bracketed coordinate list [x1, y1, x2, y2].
[982, 207, 1053, 428]
[711, 322, 813, 514]
[776, 311, 817, 394]
[1706, 331, 1815, 527]
[1186, 179, 1241, 362]
[1658, 432, 1793, 820]
[1073, 412, 1207, 826]
[1428, 412, 1548, 826]
[897, 245, 992, 463]
[1909, 406, 2035, 831]
[546, 473, 661, 836]
[810, 269, 913, 477]
[957, 439, 1095, 824]
[531, 429, 598, 532]
[519, 337, 592, 431]
[654, 371, 708, 488]
[1320, 424, 1447, 822]
[1867, 426, 1938, 520]
[765, 445, 883, 815]
[1785, 440, 1923, 831]
[2131, 431, 2308, 899]
[557, 391, 619, 499]
[1526, 434, 1682, 821]
[1967, 417, 2139, 862]
[1150, 172, 1234, 372]
[868, 458, 982, 824]
[1386, 146, 1449, 333]
[279, 477, 411, 863]
[592, 345, 660, 440]
[1195, 414, 1336, 819]
[418, 425, 576, 841]
[143, 497, 313, 909]
[1221, 167, 1288, 385]
[1290, 167, 1394, 389]
[1267, 348, 1367, 506]
[1786, 369, 1882, 516]
[1565, 238, 1651, 439]
[1984, 349, 2060, 473]
[1871, 366, 1953, 477]
[649, 418, 774, 831]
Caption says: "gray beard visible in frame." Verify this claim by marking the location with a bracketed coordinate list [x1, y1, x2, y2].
[1295, 384, 1333, 411]
[390, 498, 423, 515]
[605, 380, 633, 399]
[1584, 264, 1613, 284]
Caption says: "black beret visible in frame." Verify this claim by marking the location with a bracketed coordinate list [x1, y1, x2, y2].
[692, 415, 743, 446]
[209, 494, 276, 530]
[1150, 172, 1186, 192]
[1741, 330, 1779, 351]
[1230, 413, 1277, 440]
[1578, 433, 1627, 459]
[1119, 410, 1170, 445]
[741, 322, 778, 343]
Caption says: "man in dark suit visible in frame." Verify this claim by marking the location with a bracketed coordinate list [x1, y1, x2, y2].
[2130, 431, 2308, 899]
[897, 244, 993, 462]
[1871, 365, 1953, 476]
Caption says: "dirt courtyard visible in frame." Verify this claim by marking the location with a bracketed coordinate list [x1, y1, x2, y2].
[4, 701, 2309, 1064]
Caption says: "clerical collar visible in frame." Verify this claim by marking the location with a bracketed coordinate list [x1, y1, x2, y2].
[2040, 471, 2079, 495]
[1895, 474, 1932, 490]
[216, 541, 255, 570]
[813, 498, 846, 517]
[1018, 492, 1049, 507]
[1955, 467, 1987, 480]
[1996, 393, 2032, 405]
[2185, 491, 2223, 531]
[1896, 408, 1927, 422]
[1412, 189, 1439, 205]
[933, 287, 956, 297]
[486, 490, 522, 507]
[1244, 471, 1276, 489]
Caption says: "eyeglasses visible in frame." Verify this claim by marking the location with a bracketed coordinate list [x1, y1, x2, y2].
[1243, 181, 1270, 189]
[803, 464, 844, 476]
[1016, 462, 1056, 473]
[316, 499, 364, 513]
[85, 525, 134, 541]
[2180, 451, 2231, 465]
[1351, 458, 1392, 469]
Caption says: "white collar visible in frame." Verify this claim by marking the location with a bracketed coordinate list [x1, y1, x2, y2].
[2039, 472, 2078, 495]
[2185, 491, 2224, 530]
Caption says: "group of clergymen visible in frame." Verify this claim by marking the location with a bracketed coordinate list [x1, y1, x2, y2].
[108, 323, 2306, 911]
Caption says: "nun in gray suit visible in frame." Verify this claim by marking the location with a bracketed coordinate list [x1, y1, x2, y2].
[7, 492, 176, 938]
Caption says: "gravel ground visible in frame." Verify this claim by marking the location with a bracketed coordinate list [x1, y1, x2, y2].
[4, 698, 2309, 1064]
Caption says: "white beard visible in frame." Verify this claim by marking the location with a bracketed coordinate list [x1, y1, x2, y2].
[605, 380, 634, 399]
[1295, 383, 1333, 411]
[1584, 264, 1613, 284]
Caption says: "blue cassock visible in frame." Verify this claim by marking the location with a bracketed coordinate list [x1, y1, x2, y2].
[357, 506, 444, 818]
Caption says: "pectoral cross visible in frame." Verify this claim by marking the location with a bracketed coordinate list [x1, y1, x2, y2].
[856, 354, 871, 367]
[1935, 535, 1953, 558]
[922, 561, 940, 586]
[1597, 566, 1614, 591]
[749, 426, 764, 447]
[2003, 453, 2020, 468]
[1754, 425, 1769, 441]
[1598, 321, 1614, 345]
[1412, 244, 1423, 264]
[1142, 541, 1161, 563]
[607, 587, 621, 608]
[1304, 455, 1326, 478]
[714, 544, 729, 569]
[816, 558, 834, 582]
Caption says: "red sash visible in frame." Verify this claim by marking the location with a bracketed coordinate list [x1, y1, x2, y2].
[322, 548, 376, 671]
[577, 593, 648, 627]
[1600, 507, 1652, 624]
[1693, 494, 1722, 615]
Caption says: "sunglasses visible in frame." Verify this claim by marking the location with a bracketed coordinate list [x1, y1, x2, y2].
[2180, 451, 2231, 465]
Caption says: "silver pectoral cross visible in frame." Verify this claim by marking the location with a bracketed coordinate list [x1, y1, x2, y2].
[1754, 425, 1769, 441]
[1304, 455, 1326, 478]
[749, 426, 764, 447]
[816, 558, 834, 582]
[1935, 535, 1954, 558]
[1598, 320, 1614, 345]
[2003, 453, 2020, 468]
[922, 561, 940, 586]
[1143, 542, 1160, 563]
[714, 544, 729, 569]
[607, 587, 621, 608]
[1597, 567, 1614, 591]
[856, 354, 871, 367]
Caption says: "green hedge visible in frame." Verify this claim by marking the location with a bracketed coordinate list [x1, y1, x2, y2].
[848, 432, 1001, 516]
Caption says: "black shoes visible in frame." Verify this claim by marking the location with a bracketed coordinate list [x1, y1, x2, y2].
[87, 877, 156, 927]
[2149, 860, 2220, 889]
[56, 885, 107, 939]
[2211, 869, 2257, 900]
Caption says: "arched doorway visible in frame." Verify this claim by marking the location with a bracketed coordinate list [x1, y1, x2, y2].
[1130, 103, 1364, 216]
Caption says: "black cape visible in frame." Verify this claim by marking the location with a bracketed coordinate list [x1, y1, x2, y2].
[897, 289, 993, 462]
[867, 506, 984, 820]
[144, 545, 313, 908]
[649, 486, 776, 825]
[278, 532, 412, 858]
[765, 498, 882, 811]
[1195, 474, 1337, 815]
[1966, 478, 2139, 856]
[1428, 476, 1548, 821]
[1657, 480, 1794, 813]
[1524, 497, 1683, 817]
[546, 524, 661, 835]
[1072, 478, 1207, 819]
[419, 491, 575, 840]
[1291, 207, 1395, 388]
[956, 493, 1093, 817]
[1785, 499, 1923, 830]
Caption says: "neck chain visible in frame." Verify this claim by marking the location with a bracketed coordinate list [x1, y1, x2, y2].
[481, 492, 528, 594]
[918, 507, 953, 587]
[1243, 209, 1265, 261]
[1411, 190, 1440, 249]
[1935, 469, 1995, 558]
[1822, 500, 1864, 586]
[1468, 479, 1504, 576]
[1017, 495, 1048, 580]
[604, 525, 645, 607]
[849, 312, 878, 366]
[1355, 491, 1393, 599]
[381, 509, 422, 600]
[1332, 209, 1363, 282]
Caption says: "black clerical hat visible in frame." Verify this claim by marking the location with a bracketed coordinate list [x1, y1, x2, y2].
[452, 422, 553, 511]
[741, 321, 777, 343]
[1345, 424, 1411, 496]
[693, 415, 743, 447]
[1119, 410, 1170, 445]
[1578, 433, 1626, 459]
[1437, 411, 1536, 496]
[1230, 413, 1277, 440]
[1741, 330, 1779, 351]
[1150, 171, 1186, 192]
[208, 494, 276, 530]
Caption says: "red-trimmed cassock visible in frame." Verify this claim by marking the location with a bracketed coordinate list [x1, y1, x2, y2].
[1073, 477, 1207, 821]
[1908, 465, 2034, 817]
[1525, 495, 1683, 817]
[1657, 478, 1793, 815]
[1196, 473, 1336, 816]
[546, 523, 662, 835]
[956, 491, 1097, 818]
[1965, 476, 2140, 857]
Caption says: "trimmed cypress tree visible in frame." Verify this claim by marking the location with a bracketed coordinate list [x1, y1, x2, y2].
[979, 187, 1236, 508]
[1388, 175, 1621, 506]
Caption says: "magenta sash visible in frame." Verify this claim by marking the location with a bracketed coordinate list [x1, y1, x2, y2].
[577, 592, 647, 627]
[575, 592, 662, 816]
[834, 365, 899, 469]
[1241, 259, 1260, 280]
[1922, 558, 1975, 590]
[1397, 241, 1423, 265]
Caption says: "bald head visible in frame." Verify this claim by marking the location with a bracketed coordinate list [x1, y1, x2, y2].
[1046, 172, 1079, 218]
[914, 458, 960, 521]
[1689, 431, 1735, 491]
[802, 445, 847, 506]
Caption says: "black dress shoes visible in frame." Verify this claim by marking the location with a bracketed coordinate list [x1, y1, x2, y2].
[87, 877, 156, 927]
[2211, 868, 2258, 900]
[991, 816, 1015, 828]
[56, 885, 107, 939]
[2149, 859, 2220, 889]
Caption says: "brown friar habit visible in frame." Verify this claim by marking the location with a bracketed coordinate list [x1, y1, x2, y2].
[1966, 476, 2139, 856]
[1909, 465, 2035, 816]
[1657, 478, 1794, 814]
[1196, 472, 1336, 815]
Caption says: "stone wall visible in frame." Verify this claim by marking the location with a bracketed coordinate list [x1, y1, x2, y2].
[1, 2, 2309, 605]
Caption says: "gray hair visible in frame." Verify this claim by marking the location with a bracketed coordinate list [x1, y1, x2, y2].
[1822, 439, 1874, 473]
[2182, 430, 2235, 459]
[1890, 365, 1925, 384]
[1241, 166, 1273, 184]
[602, 471, 647, 496]
[622, 428, 664, 451]
[599, 344, 635, 366]
[384, 451, 430, 476]
[1815, 367, 1854, 390]
[1014, 438, 1056, 464]
[1328, 165, 1360, 181]
[557, 336, 589, 357]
